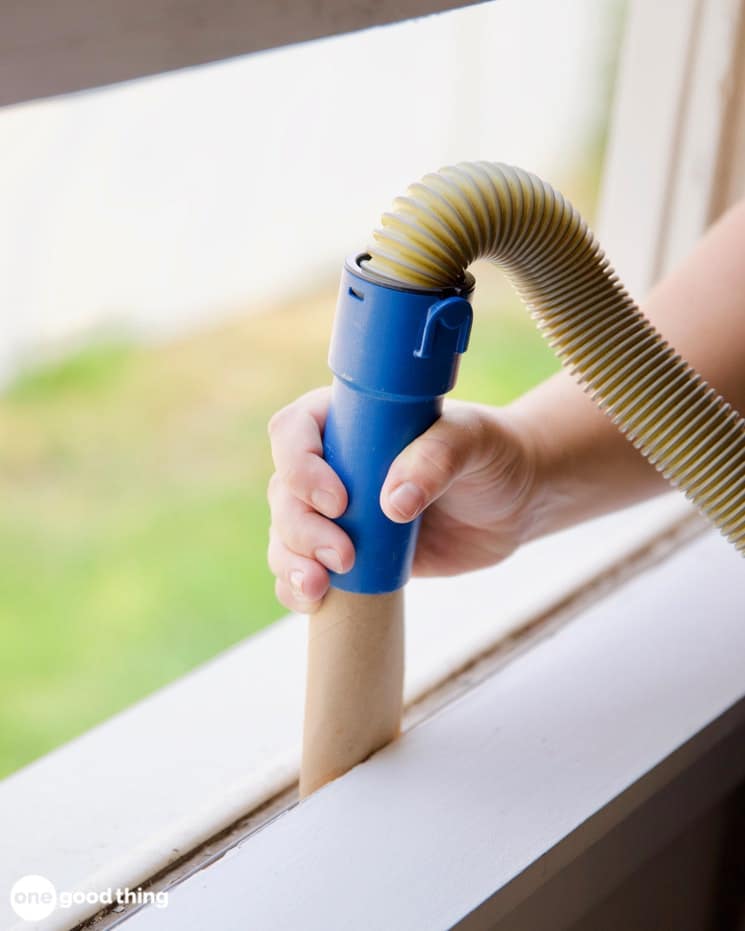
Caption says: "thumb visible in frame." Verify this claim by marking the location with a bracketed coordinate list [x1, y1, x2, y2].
[380, 407, 488, 524]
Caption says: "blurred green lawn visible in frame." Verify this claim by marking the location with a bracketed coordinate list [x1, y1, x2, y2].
[0, 270, 559, 779]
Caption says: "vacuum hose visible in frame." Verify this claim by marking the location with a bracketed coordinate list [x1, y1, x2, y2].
[363, 161, 745, 557]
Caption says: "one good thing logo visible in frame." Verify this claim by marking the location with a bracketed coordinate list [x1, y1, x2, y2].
[9, 875, 169, 922]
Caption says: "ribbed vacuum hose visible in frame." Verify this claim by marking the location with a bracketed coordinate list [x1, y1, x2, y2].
[366, 161, 745, 555]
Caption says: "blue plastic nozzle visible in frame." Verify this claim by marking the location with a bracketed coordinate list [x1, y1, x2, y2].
[323, 254, 474, 594]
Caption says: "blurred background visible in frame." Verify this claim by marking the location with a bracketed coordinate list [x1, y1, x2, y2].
[0, 0, 625, 778]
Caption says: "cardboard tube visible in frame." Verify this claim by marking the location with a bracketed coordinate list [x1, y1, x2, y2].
[299, 587, 404, 797]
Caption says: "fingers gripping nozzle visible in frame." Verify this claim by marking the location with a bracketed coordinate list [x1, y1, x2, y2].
[323, 255, 474, 594]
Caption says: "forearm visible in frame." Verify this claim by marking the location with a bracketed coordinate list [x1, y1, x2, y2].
[509, 198, 745, 540]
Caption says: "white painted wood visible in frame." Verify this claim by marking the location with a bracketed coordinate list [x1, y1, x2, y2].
[713, 9, 745, 208]
[0, 495, 696, 931]
[596, 0, 745, 297]
[117, 530, 745, 931]
[0, 0, 480, 107]
[657, 0, 745, 272]
[596, 0, 699, 298]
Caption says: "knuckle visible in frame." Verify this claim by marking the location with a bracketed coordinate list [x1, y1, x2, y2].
[280, 461, 306, 495]
[266, 471, 281, 503]
[459, 407, 488, 445]
[416, 435, 460, 480]
[274, 578, 291, 609]
[267, 404, 294, 437]
[266, 536, 281, 573]
[290, 514, 324, 558]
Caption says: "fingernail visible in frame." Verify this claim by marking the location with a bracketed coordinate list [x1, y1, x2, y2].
[316, 547, 343, 574]
[289, 570, 306, 597]
[388, 482, 426, 520]
[311, 489, 338, 517]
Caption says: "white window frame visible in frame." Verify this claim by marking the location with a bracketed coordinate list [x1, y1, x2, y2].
[115, 530, 745, 931]
[2, 0, 745, 928]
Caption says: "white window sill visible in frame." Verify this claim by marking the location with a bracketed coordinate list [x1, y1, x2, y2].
[0, 494, 708, 930]
[118, 525, 745, 931]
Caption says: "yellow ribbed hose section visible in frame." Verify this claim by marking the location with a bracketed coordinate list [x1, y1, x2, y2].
[366, 161, 745, 554]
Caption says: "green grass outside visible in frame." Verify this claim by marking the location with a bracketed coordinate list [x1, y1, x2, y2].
[0, 270, 561, 779]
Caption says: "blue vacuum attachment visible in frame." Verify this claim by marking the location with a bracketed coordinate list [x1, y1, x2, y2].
[324, 254, 474, 594]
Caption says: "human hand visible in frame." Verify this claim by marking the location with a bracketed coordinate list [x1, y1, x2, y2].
[267, 387, 539, 613]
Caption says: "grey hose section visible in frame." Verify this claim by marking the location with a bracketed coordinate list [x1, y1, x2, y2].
[366, 161, 745, 554]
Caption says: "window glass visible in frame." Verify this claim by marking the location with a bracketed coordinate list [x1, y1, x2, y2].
[0, 0, 626, 777]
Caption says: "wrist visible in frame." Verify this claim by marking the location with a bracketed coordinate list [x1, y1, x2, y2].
[499, 392, 565, 546]
[503, 373, 670, 546]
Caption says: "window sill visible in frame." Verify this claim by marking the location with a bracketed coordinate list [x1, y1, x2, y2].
[119, 525, 745, 931]
[0, 494, 707, 930]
